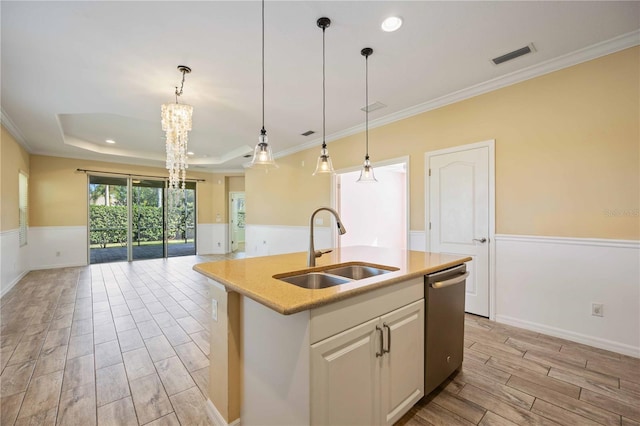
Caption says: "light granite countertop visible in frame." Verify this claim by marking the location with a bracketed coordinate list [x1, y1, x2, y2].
[193, 246, 471, 315]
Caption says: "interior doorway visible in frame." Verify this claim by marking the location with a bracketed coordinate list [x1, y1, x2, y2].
[229, 191, 246, 253]
[88, 175, 196, 264]
[334, 159, 408, 250]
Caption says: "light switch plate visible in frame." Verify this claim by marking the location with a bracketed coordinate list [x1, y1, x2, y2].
[211, 299, 218, 322]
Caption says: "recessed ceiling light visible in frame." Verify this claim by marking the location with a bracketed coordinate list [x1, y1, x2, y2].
[187, 151, 195, 156]
[381, 16, 402, 32]
[105, 139, 116, 144]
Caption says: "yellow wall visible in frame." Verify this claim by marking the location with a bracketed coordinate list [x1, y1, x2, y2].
[1, 126, 30, 231]
[246, 47, 640, 240]
[29, 155, 232, 227]
[227, 176, 245, 193]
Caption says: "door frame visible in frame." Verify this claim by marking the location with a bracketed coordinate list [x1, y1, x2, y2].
[424, 140, 496, 320]
[331, 155, 411, 250]
[229, 191, 245, 253]
[86, 173, 198, 263]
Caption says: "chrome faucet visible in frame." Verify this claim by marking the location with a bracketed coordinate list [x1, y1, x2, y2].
[308, 207, 347, 267]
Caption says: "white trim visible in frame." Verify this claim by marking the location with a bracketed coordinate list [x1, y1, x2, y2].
[495, 314, 640, 359]
[30, 262, 87, 271]
[1, 108, 32, 152]
[205, 399, 241, 426]
[425, 140, 496, 320]
[1, 270, 28, 299]
[273, 31, 640, 160]
[494, 234, 639, 249]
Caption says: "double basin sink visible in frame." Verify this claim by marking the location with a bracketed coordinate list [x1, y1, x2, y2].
[273, 262, 399, 289]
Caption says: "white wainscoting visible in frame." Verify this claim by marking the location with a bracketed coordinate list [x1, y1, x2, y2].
[409, 230, 426, 252]
[29, 226, 88, 270]
[0, 229, 30, 298]
[495, 234, 640, 357]
[245, 225, 332, 258]
[197, 223, 229, 255]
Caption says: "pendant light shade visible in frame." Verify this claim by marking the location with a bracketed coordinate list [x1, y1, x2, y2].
[250, 127, 277, 168]
[249, 0, 278, 169]
[357, 47, 378, 183]
[313, 17, 335, 175]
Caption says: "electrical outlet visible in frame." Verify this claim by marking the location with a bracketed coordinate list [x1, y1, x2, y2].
[211, 299, 218, 322]
[56, 251, 61, 257]
[592, 303, 604, 317]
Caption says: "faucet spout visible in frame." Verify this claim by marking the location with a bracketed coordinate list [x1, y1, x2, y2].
[308, 207, 347, 267]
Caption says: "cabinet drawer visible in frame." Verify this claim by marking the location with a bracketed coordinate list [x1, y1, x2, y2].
[309, 277, 423, 344]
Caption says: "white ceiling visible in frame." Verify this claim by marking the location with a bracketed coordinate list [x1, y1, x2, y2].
[2, 1, 639, 173]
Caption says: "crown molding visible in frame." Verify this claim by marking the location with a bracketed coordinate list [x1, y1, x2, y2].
[274, 30, 640, 160]
[1, 108, 33, 152]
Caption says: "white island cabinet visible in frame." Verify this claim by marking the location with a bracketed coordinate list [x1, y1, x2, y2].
[241, 276, 424, 426]
[311, 299, 424, 425]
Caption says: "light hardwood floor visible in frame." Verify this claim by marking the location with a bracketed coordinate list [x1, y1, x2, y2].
[1, 256, 639, 425]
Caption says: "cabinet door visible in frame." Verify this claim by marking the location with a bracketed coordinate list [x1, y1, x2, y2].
[311, 317, 381, 425]
[380, 299, 425, 425]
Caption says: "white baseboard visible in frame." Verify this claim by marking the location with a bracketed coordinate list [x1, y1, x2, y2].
[1, 229, 30, 297]
[1, 269, 28, 299]
[205, 399, 240, 426]
[495, 234, 639, 358]
[495, 314, 640, 358]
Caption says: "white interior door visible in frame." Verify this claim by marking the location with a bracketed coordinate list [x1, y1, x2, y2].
[428, 145, 491, 316]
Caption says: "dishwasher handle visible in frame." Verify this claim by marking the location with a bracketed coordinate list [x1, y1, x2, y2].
[430, 271, 470, 289]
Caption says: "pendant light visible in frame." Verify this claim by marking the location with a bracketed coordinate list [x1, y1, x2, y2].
[357, 48, 377, 183]
[313, 17, 334, 175]
[249, 0, 278, 169]
[161, 65, 193, 189]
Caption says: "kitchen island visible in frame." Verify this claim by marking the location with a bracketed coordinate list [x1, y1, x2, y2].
[194, 246, 471, 426]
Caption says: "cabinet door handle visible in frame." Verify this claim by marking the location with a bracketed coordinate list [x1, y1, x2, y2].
[375, 326, 384, 358]
[383, 323, 391, 354]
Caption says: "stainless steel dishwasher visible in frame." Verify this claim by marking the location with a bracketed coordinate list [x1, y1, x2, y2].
[424, 263, 469, 395]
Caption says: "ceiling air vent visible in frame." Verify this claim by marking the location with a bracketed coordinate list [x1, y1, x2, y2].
[361, 101, 386, 113]
[301, 130, 315, 136]
[492, 43, 535, 65]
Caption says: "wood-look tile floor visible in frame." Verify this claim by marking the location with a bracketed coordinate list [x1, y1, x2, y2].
[2, 255, 639, 425]
[398, 316, 640, 426]
[0, 254, 239, 426]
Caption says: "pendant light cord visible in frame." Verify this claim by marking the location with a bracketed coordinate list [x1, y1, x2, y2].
[322, 25, 326, 149]
[261, 0, 265, 134]
[365, 54, 369, 160]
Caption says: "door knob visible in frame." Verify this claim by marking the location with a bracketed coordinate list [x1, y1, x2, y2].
[473, 238, 487, 243]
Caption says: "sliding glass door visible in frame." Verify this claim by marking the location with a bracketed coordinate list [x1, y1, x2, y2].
[88, 175, 196, 264]
[89, 176, 129, 264]
[132, 179, 166, 260]
[167, 182, 196, 257]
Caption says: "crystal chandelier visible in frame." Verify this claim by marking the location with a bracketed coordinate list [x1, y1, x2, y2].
[162, 65, 193, 189]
